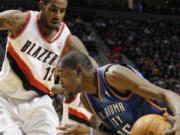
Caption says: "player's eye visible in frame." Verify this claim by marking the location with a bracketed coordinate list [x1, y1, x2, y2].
[50, 8, 57, 12]
[60, 9, 66, 13]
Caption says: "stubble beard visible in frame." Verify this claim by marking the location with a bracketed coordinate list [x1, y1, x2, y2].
[40, 14, 59, 30]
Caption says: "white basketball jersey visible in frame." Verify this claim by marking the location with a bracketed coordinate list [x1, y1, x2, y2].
[62, 93, 92, 127]
[0, 11, 71, 99]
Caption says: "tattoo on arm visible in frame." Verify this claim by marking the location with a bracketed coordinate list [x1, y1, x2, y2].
[0, 17, 6, 29]
[0, 19, 3, 27]
[6, 13, 21, 26]
[0, 10, 24, 30]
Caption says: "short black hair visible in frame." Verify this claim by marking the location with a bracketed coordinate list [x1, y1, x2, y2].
[58, 51, 92, 70]
[42, 0, 68, 5]
[42, 0, 51, 5]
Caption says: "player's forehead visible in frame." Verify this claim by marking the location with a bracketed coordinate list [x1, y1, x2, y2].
[57, 64, 72, 74]
[47, 0, 67, 8]
[57, 64, 64, 73]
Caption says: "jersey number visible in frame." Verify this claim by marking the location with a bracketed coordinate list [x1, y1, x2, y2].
[43, 67, 55, 81]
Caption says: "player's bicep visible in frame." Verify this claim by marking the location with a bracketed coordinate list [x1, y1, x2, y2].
[0, 10, 27, 31]
[66, 35, 99, 67]
[66, 35, 89, 55]
[106, 65, 139, 91]
[106, 65, 165, 100]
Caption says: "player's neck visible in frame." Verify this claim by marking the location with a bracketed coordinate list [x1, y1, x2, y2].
[82, 70, 97, 95]
[39, 18, 59, 38]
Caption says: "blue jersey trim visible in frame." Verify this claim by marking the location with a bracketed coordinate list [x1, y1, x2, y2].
[99, 64, 134, 100]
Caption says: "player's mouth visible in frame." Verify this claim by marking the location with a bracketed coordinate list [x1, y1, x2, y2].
[51, 21, 60, 25]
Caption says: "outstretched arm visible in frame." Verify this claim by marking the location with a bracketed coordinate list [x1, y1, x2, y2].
[65, 35, 99, 68]
[0, 10, 28, 35]
[106, 65, 180, 115]
[105, 64, 180, 135]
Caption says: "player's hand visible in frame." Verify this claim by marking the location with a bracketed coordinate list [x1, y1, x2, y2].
[164, 115, 180, 135]
[52, 84, 66, 94]
[56, 124, 90, 135]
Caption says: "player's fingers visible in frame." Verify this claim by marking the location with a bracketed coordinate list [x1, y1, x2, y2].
[56, 127, 69, 131]
[56, 127, 65, 130]
[56, 127, 61, 130]
[175, 131, 180, 135]
[176, 131, 180, 135]
[57, 131, 69, 135]
[63, 124, 72, 127]
[164, 128, 176, 135]
[57, 133, 63, 135]
[52, 84, 66, 94]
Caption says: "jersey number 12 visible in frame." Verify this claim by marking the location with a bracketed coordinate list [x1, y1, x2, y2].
[43, 67, 55, 81]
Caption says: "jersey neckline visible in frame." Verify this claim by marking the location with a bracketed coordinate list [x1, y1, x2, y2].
[98, 64, 133, 100]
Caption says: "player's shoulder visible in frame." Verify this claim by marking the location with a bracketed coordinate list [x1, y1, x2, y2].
[5, 10, 29, 17]
[3, 10, 23, 14]
[28, 10, 40, 15]
[104, 64, 136, 85]
[2, 10, 29, 20]
[1, 10, 30, 31]
[105, 64, 124, 77]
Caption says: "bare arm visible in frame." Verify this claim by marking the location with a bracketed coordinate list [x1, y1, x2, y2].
[106, 65, 180, 115]
[0, 10, 28, 35]
[65, 35, 99, 68]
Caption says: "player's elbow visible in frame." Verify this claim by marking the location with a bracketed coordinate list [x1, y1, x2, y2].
[163, 90, 180, 102]
[135, 82, 166, 101]
[157, 90, 170, 102]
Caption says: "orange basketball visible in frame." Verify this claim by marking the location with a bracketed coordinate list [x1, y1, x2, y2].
[131, 114, 172, 135]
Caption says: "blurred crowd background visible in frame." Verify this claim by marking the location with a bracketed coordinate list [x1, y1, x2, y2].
[0, 0, 179, 121]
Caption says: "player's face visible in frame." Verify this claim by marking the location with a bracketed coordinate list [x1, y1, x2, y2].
[57, 66, 81, 94]
[40, 0, 67, 29]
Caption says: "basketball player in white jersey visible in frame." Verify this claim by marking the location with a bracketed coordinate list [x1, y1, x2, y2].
[58, 93, 93, 135]
[55, 94, 116, 135]
[0, 0, 98, 134]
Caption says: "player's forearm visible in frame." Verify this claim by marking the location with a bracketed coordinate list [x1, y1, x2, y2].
[0, 12, 8, 30]
[139, 83, 180, 115]
[92, 128, 113, 135]
[164, 90, 180, 116]
[133, 81, 180, 116]
[66, 35, 99, 68]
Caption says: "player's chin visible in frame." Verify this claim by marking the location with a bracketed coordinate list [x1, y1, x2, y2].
[70, 87, 78, 95]
[48, 23, 59, 30]
[65, 87, 75, 93]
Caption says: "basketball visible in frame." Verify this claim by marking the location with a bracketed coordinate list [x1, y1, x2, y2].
[131, 114, 172, 135]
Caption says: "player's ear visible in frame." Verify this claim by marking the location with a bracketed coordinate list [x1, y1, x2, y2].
[39, 0, 45, 11]
[75, 64, 82, 76]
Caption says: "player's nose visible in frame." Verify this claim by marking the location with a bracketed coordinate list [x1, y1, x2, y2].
[54, 11, 61, 20]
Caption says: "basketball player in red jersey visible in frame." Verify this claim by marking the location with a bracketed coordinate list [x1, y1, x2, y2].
[0, 0, 98, 134]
